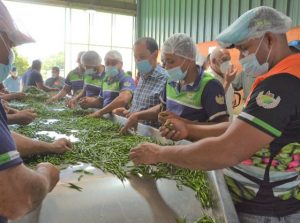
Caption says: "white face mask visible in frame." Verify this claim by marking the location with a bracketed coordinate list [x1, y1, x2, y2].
[239, 35, 272, 78]
[84, 68, 97, 75]
[220, 60, 231, 74]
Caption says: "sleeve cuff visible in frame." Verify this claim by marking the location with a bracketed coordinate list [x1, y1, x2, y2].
[238, 112, 282, 137]
[208, 111, 228, 121]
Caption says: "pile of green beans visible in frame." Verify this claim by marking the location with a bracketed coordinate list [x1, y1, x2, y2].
[10, 99, 214, 213]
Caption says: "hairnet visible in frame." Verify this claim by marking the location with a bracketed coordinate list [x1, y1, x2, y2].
[0, 1, 34, 46]
[104, 50, 123, 62]
[81, 51, 102, 67]
[162, 33, 197, 60]
[216, 6, 292, 48]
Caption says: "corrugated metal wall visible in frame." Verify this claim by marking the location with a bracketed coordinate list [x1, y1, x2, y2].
[137, 0, 300, 46]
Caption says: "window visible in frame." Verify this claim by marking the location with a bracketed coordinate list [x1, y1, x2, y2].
[4, 1, 135, 78]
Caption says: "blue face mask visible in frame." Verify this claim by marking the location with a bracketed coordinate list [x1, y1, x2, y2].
[0, 34, 14, 82]
[239, 35, 272, 78]
[167, 66, 187, 82]
[166, 60, 189, 82]
[105, 66, 119, 78]
[136, 59, 153, 75]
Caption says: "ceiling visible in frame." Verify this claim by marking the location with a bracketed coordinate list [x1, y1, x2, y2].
[6, 0, 137, 15]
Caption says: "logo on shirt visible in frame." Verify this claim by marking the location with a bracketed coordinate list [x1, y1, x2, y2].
[123, 81, 131, 87]
[256, 91, 281, 109]
[215, 95, 225, 105]
[187, 92, 195, 99]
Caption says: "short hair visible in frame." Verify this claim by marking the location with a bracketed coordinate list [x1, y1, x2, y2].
[52, 66, 60, 73]
[32, 60, 42, 70]
[134, 37, 158, 53]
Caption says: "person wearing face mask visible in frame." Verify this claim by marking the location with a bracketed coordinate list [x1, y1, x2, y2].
[88, 50, 135, 118]
[129, 7, 300, 223]
[120, 34, 228, 134]
[0, 1, 66, 222]
[67, 51, 104, 109]
[47, 51, 85, 104]
[208, 47, 237, 116]
[113, 37, 168, 127]
[22, 60, 58, 92]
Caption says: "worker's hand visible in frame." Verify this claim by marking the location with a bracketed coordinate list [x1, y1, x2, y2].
[78, 97, 101, 109]
[120, 113, 139, 134]
[36, 162, 60, 192]
[14, 109, 37, 125]
[129, 142, 162, 165]
[159, 118, 188, 141]
[158, 110, 180, 125]
[224, 65, 238, 84]
[66, 98, 77, 109]
[46, 97, 57, 104]
[12, 92, 26, 101]
[88, 109, 103, 118]
[1, 100, 10, 113]
[0, 88, 9, 94]
[112, 107, 130, 117]
[50, 138, 72, 154]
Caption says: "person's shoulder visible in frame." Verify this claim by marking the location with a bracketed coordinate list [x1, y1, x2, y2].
[120, 71, 133, 81]
[68, 67, 80, 75]
[4, 76, 12, 81]
[264, 73, 300, 83]
[154, 65, 168, 80]
[260, 73, 299, 90]
[31, 69, 42, 76]
[46, 77, 54, 81]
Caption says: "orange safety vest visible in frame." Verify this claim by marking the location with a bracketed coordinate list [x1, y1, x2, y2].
[245, 53, 300, 106]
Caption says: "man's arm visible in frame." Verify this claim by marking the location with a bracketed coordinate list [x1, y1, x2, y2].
[12, 132, 72, 156]
[0, 92, 26, 101]
[36, 81, 58, 92]
[0, 163, 59, 220]
[7, 109, 37, 125]
[120, 104, 161, 134]
[90, 91, 132, 117]
[130, 119, 274, 170]
[47, 85, 71, 103]
[160, 118, 230, 141]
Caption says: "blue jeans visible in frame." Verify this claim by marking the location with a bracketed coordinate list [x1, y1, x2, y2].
[238, 212, 300, 223]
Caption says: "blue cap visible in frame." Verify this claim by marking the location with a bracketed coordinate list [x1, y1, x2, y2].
[288, 40, 300, 51]
[216, 6, 292, 48]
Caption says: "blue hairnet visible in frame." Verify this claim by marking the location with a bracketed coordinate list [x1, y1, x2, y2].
[216, 6, 292, 48]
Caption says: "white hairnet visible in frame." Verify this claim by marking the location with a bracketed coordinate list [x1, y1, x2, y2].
[162, 33, 197, 60]
[216, 6, 292, 48]
[104, 50, 123, 62]
[0, 1, 34, 46]
[81, 51, 102, 67]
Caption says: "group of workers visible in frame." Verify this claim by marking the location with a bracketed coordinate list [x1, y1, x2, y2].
[0, 1, 300, 222]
